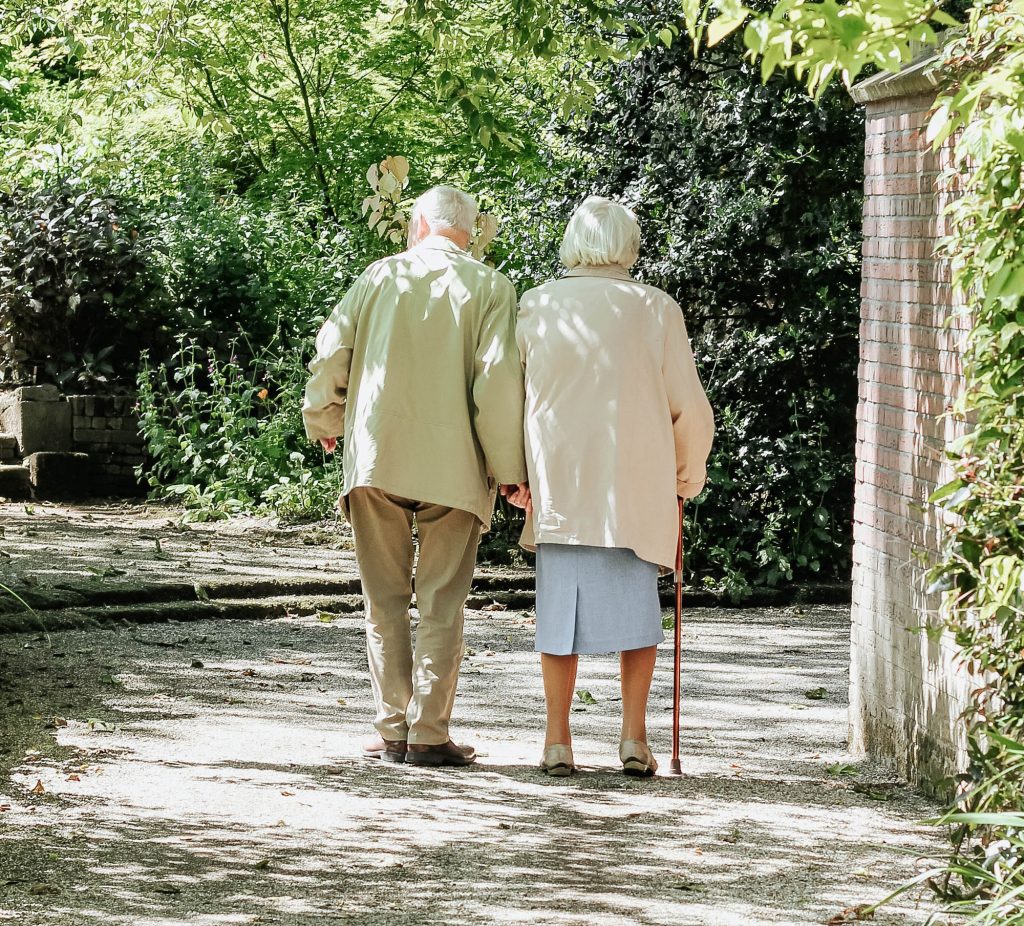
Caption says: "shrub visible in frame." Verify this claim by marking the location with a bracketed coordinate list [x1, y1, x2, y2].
[574, 37, 864, 593]
[137, 159, 365, 358]
[0, 182, 153, 386]
[136, 339, 343, 521]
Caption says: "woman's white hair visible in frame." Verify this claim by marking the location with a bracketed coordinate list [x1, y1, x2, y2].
[409, 185, 479, 237]
[559, 195, 641, 270]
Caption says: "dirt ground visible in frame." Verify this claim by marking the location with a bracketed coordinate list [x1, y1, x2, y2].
[0, 500, 359, 593]
[0, 596, 946, 926]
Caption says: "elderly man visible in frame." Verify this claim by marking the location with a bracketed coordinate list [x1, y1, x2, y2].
[302, 185, 527, 767]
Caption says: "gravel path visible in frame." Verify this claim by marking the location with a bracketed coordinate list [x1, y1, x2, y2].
[0, 603, 943, 925]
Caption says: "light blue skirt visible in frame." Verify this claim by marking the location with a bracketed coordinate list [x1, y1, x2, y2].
[534, 544, 664, 656]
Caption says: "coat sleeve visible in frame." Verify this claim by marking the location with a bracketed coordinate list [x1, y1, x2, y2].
[663, 301, 715, 499]
[302, 274, 365, 442]
[472, 276, 528, 485]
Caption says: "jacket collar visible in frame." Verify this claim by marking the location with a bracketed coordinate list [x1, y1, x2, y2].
[413, 234, 467, 253]
[563, 264, 634, 281]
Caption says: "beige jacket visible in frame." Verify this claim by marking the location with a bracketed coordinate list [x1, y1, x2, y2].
[517, 266, 715, 570]
[302, 235, 527, 527]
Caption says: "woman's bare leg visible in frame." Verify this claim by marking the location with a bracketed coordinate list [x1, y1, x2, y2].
[541, 653, 579, 747]
[620, 645, 658, 742]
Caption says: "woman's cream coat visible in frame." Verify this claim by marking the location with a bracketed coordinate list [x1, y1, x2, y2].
[517, 266, 715, 571]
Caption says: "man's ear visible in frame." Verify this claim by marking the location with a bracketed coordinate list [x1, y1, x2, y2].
[407, 214, 428, 248]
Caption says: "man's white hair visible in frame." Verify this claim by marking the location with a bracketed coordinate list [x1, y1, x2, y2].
[410, 185, 479, 237]
[559, 195, 641, 270]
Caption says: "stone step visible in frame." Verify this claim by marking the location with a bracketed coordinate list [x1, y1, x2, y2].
[0, 463, 31, 500]
[0, 432, 18, 463]
[24, 452, 93, 500]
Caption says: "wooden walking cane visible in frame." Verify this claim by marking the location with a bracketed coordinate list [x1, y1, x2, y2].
[670, 497, 684, 776]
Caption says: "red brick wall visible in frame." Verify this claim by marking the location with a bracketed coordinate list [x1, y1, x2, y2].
[849, 91, 970, 794]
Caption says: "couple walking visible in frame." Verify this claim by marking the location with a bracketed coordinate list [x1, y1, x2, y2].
[302, 186, 714, 777]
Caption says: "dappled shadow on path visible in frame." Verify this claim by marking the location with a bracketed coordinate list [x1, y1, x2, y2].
[0, 606, 941, 925]
[0, 500, 356, 592]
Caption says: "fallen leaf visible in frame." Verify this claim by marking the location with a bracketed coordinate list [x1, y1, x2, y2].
[576, 689, 597, 705]
[66, 774, 81, 782]
[280, 791, 295, 797]
[30, 780, 45, 795]
[826, 904, 874, 925]
[28, 883, 59, 896]
[481, 602, 506, 612]
[804, 687, 827, 700]
[151, 882, 182, 895]
[241, 668, 259, 677]
[87, 565, 126, 578]
[827, 762, 858, 778]
[190, 658, 204, 669]
[254, 858, 272, 870]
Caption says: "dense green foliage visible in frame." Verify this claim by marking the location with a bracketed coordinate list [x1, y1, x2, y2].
[578, 39, 863, 592]
[0, 0, 868, 582]
[0, 183, 152, 385]
[137, 340, 343, 519]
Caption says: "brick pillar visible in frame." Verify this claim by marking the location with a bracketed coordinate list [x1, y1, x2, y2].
[849, 65, 971, 794]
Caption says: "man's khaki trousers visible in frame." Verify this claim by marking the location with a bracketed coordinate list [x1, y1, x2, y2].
[347, 487, 481, 746]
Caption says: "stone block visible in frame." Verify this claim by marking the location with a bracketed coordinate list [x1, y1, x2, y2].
[0, 391, 72, 454]
[25, 452, 97, 500]
[0, 464, 31, 500]
[112, 429, 145, 447]
[14, 384, 60, 402]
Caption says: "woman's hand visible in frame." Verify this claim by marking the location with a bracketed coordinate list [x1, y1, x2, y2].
[500, 482, 531, 510]
[319, 437, 337, 453]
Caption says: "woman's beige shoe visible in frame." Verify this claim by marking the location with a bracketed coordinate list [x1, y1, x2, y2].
[620, 739, 658, 777]
[540, 744, 575, 777]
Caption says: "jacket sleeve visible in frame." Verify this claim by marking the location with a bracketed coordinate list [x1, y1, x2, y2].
[663, 301, 715, 499]
[302, 275, 365, 442]
[472, 276, 528, 484]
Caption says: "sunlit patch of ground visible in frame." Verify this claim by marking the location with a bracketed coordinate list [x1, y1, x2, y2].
[1, 605, 943, 925]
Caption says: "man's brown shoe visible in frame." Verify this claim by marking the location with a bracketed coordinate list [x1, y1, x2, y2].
[362, 735, 407, 764]
[405, 740, 477, 767]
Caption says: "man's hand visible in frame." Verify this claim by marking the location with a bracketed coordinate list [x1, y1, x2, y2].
[500, 482, 531, 510]
[319, 437, 338, 453]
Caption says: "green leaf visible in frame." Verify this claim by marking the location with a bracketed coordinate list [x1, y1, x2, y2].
[928, 478, 965, 504]
[930, 9, 960, 27]
[707, 13, 747, 47]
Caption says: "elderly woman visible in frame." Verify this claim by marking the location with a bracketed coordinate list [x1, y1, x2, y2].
[513, 196, 714, 777]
